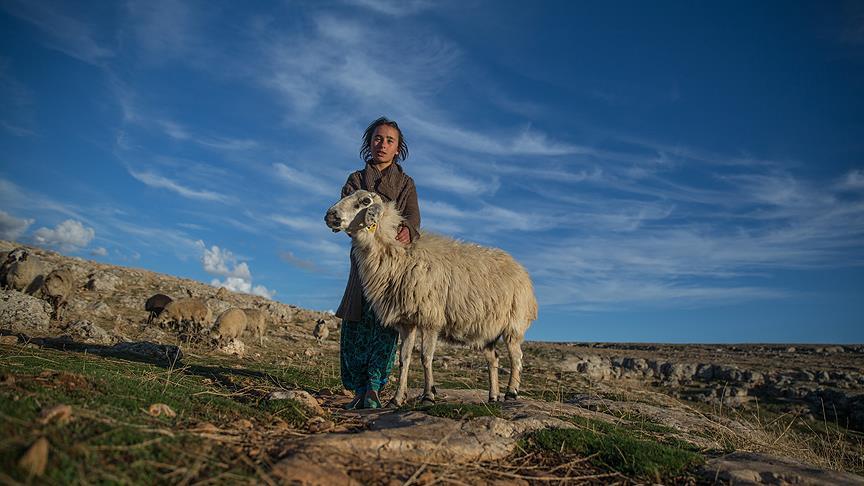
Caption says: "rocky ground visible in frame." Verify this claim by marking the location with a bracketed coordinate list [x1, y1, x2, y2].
[1, 239, 863, 484]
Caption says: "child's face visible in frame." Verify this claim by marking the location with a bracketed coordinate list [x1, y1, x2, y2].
[370, 125, 400, 165]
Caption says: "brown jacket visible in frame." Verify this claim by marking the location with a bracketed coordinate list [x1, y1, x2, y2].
[335, 162, 421, 321]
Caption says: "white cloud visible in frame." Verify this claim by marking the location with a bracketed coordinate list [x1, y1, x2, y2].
[91, 247, 108, 256]
[411, 159, 499, 196]
[272, 163, 334, 197]
[345, 0, 434, 16]
[0, 210, 34, 241]
[197, 240, 276, 299]
[839, 169, 864, 190]
[1, 1, 113, 65]
[127, 168, 229, 203]
[33, 219, 95, 251]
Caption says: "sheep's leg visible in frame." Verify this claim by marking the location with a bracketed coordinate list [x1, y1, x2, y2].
[504, 333, 524, 400]
[483, 343, 500, 402]
[420, 330, 438, 404]
[388, 326, 416, 408]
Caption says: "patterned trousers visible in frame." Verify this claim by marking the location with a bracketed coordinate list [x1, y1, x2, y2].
[340, 301, 399, 393]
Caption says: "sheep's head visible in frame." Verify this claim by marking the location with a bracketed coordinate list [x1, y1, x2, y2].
[325, 190, 385, 236]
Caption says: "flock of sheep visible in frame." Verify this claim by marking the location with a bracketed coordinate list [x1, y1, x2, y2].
[0, 246, 297, 347]
[1, 247, 74, 320]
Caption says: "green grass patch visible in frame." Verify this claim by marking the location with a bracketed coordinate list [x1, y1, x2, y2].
[524, 417, 703, 481]
[412, 402, 502, 420]
[0, 343, 336, 483]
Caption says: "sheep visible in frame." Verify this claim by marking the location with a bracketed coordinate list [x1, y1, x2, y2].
[41, 268, 74, 321]
[313, 319, 329, 343]
[213, 307, 247, 341]
[215, 287, 229, 300]
[325, 190, 538, 406]
[145, 293, 173, 324]
[242, 308, 268, 346]
[0, 248, 44, 294]
[157, 298, 212, 334]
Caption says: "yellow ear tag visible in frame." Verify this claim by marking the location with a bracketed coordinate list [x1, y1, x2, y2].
[366, 223, 377, 233]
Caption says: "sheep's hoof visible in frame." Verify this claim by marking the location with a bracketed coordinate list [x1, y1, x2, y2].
[420, 394, 436, 406]
[385, 398, 402, 409]
[504, 391, 518, 401]
[488, 395, 499, 403]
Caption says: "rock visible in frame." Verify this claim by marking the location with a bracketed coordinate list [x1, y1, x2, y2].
[306, 416, 334, 433]
[217, 338, 246, 357]
[702, 452, 864, 485]
[272, 455, 359, 486]
[87, 301, 113, 317]
[0, 335, 19, 345]
[107, 342, 183, 366]
[215, 287, 229, 299]
[206, 298, 232, 318]
[0, 289, 52, 333]
[268, 390, 324, 417]
[85, 272, 121, 292]
[63, 320, 113, 345]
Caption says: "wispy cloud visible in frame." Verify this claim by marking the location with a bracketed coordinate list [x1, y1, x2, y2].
[411, 158, 500, 197]
[0, 60, 36, 137]
[278, 250, 321, 273]
[0, 210, 34, 241]
[839, 169, 864, 191]
[272, 163, 335, 197]
[344, 0, 435, 16]
[127, 168, 230, 203]
[1, 1, 113, 65]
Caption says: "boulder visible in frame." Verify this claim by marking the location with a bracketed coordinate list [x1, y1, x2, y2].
[63, 320, 113, 345]
[85, 272, 122, 292]
[0, 289, 52, 333]
[267, 390, 325, 417]
[702, 452, 864, 485]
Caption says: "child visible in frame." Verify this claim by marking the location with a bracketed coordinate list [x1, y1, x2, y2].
[336, 117, 420, 409]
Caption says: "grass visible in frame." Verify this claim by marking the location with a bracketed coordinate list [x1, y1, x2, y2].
[523, 416, 704, 482]
[412, 402, 502, 419]
[0, 343, 337, 483]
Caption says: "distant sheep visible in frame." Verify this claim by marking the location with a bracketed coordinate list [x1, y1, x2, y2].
[1, 248, 44, 294]
[145, 293, 173, 324]
[215, 287, 229, 300]
[213, 307, 247, 341]
[157, 298, 212, 333]
[42, 268, 74, 321]
[326, 190, 537, 406]
[242, 308, 268, 346]
[313, 319, 329, 343]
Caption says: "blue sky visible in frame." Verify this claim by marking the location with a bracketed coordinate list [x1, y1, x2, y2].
[1, 1, 863, 343]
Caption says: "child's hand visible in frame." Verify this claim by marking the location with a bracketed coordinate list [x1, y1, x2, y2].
[396, 225, 411, 244]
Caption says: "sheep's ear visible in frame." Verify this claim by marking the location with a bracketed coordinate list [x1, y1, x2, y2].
[365, 203, 383, 226]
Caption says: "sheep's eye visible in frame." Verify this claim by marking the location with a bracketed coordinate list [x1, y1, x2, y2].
[361, 197, 372, 206]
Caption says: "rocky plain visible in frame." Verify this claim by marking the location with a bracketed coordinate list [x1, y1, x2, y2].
[1, 239, 863, 485]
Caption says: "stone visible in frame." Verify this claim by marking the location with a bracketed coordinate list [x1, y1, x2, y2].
[0, 289, 51, 333]
[0, 335, 19, 345]
[63, 320, 113, 345]
[272, 455, 359, 486]
[267, 390, 324, 417]
[217, 338, 246, 357]
[702, 452, 864, 485]
[107, 342, 183, 366]
[85, 272, 121, 292]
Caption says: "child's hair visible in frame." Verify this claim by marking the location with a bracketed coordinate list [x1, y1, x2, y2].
[360, 117, 409, 163]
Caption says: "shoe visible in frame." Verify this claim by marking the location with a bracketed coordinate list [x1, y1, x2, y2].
[343, 393, 364, 410]
[364, 389, 382, 409]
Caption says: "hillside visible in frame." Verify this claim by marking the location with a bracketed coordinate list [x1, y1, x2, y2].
[1, 240, 862, 484]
